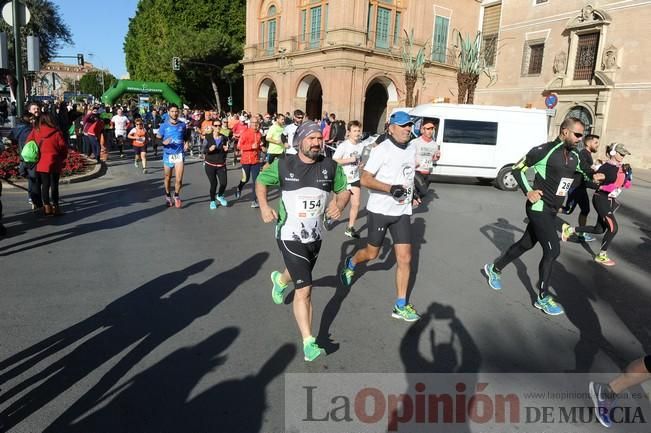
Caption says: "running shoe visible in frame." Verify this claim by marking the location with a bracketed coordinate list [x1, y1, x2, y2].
[174, 196, 182, 208]
[251, 200, 259, 208]
[120, 154, 125, 159]
[340, 256, 355, 286]
[270, 271, 287, 304]
[234, 188, 241, 200]
[323, 213, 335, 231]
[589, 381, 615, 428]
[216, 195, 228, 207]
[209, 201, 217, 210]
[561, 223, 573, 242]
[579, 233, 595, 242]
[165, 195, 173, 207]
[483, 263, 502, 290]
[595, 252, 616, 266]
[534, 294, 564, 315]
[344, 226, 360, 239]
[391, 304, 421, 322]
[303, 337, 325, 362]
[134, 160, 139, 168]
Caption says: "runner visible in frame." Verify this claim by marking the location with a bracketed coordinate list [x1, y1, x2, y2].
[332, 120, 365, 238]
[145, 108, 162, 157]
[256, 120, 350, 361]
[204, 119, 229, 210]
[339, 111, 423, 322]
[561, 134, 600, 241]
[110, 108, 130, 158]
[482, 117, 604, 316]
[235, 118, 262, 208]
[264, 113, 286, 166]
[127, 119, 149, 174]
[156, 104, 190, 208]
[562, 143, 632, 266]
[282, 109, 304, 155]
[589, 354, 651, 428]
[411, 118, 440, 196]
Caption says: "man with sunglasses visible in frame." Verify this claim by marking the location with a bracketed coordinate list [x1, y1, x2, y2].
[483, 117, 604, 316]
[282, 109, 305, 155]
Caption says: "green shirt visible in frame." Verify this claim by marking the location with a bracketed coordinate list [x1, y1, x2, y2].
[265, 123, 285, 155]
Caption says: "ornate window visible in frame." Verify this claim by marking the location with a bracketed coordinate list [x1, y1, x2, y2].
[573, 32, 598, 80]
[564, 5, 612, 83]
[299, 0, 328, 49]
[260, 4, 279, 54]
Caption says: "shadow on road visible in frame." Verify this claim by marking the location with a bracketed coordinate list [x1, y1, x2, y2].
[0, 253, 268, 432]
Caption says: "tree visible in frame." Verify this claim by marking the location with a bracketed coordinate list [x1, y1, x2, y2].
[124, 0, 246, 108]
[399, 30, 427, 107]
[79, 70, 116, 99]
[455, 31, 494, 104]
[0, 0, 73, 96]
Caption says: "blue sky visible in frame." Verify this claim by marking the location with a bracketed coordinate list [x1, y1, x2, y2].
[52, 0, 140, 78]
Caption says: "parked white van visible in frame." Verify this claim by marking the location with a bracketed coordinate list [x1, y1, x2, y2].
[408, 103, 548, 190]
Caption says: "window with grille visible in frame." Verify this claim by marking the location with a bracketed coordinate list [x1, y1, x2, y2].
[574, 32, 599, 80]
[481, 3, 501, 67]
[521, 40, 545, 76]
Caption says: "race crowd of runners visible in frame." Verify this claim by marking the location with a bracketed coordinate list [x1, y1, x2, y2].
[1, 100, 647, 428]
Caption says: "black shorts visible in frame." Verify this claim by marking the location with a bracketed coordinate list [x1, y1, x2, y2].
[349, 180, 361, 188]
[367, 211, 411, 247]
[133, 145, 147, 154]
[277, 239, 322, 290]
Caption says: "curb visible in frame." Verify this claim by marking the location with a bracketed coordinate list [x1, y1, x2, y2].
[2, 156, 106, 190]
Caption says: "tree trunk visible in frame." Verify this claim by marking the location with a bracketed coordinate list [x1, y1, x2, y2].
[405, 73, 417, 107]
[457, 72, 467, 104]
[466, 74, 480, 104]
[210, 76, 222, 113]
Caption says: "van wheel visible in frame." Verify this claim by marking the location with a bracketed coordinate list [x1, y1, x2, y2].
[496, 166, 518, 191]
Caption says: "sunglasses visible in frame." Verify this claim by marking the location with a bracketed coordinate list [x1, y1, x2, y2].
[213, 124, 221, 127]
[568, 130, 583, 139]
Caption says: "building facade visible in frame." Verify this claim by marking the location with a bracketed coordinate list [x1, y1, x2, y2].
[475, 0, 651, 168]
[242, 0, 481, 133]
[33, 61, 97, 99]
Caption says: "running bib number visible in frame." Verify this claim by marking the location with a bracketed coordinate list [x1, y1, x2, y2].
[168, 153, 184, 164]
[395, 186, 413, 204]
[555, 177, 574, 196]
[296, 196, 323, 219]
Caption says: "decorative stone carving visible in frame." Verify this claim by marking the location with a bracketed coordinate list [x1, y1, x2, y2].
[553, 51, 567, 74]
[580, 5, 594, 22]
[602, 45, 618, 70]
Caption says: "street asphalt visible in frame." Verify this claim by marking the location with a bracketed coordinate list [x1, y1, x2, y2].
[1, 150, 650, 432]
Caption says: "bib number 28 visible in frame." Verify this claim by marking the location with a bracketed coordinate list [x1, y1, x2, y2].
[555, 177, 574, 197]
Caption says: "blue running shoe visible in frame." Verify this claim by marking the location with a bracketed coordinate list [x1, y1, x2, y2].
[234, 188, 241, 200]
[483, 263, 502, 290]
[209, 201, 217, 210]
[216, 195, 228, 207]
[340, 256, 355, 286]
[589, 381, 615, 428]
[534, 294, 564, 315]
[579, 233, 595, 242]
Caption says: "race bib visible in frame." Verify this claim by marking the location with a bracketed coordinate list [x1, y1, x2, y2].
[608, 188, 622, 198]
[168, 153, 184, 164]
[296, 195, 324, 219]
[394, 186, 414, 204]
[555, 177, 574, 196]
[419, 158, 433, 171]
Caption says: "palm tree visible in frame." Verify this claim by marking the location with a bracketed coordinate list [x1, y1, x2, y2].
[455, 30, 493, 104]
[400, 30, 427, 107]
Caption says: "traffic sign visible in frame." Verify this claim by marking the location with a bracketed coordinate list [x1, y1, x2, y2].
[545, 93, 558, 109]
[2, 2, 30, 27]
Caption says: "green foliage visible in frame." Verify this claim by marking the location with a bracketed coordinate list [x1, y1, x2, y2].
[0, 0, 73, 70]
[79, 70, 117, 98]
[456, 31, 484, 75]
[124, 0, 246, 107]
[400, 29, 427, 78]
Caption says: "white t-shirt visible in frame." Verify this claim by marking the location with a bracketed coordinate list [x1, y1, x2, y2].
[364, 137, 417, 216]
[411, 136, 439, 174]
[284, 123, 298, 155]
[111, 115, 129, 136]
[333, 139, 364, 183]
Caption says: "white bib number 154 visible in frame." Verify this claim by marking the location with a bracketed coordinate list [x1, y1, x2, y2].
[296, 196, 323, 219]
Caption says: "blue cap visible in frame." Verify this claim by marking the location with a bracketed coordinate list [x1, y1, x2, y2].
[389, 111, 413, 126]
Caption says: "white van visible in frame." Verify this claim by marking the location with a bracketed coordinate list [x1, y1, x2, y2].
[408, 103, 548, 190]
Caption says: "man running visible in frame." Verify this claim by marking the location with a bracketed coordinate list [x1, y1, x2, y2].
[332, 120, 365, 238]
[340, 111, 423, 322]
[256, 121, 350, 362]
[561, 134, 600, 241]
[483, 118, 604, 316]
[411, 118, 440, 196]
[111, 108, 130, 158]
[282, 109, 304, 155]
[235, 118, 262, 208]
[156, 104, 190, 208]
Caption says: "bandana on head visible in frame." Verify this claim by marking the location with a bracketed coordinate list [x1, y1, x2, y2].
[293, 120, 322, 148]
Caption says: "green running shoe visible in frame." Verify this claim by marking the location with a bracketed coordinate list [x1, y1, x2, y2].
[561, 223, 573, 242]
[270, 271, 288, 304]
[303, 337, 325, 362]
[340, 256, 355, 286]
[534, 294, 564, 315]
[391, 304, 421, 322]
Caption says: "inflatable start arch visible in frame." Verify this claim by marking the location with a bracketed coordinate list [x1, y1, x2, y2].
[100, 80, 182, 107]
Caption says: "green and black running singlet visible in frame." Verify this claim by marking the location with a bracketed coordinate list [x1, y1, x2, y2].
[257, 154, 348, 242]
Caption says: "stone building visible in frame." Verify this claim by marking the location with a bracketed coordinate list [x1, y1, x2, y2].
[242, 0, 480, 133]
[475, 0, 651, 167]
[33, 61, 97, 99]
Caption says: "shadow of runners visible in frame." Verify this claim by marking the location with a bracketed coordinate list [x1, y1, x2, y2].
[0, 253, 268, 432]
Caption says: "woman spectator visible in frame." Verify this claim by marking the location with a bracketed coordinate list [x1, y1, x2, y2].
[26, 112, 68, 216]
